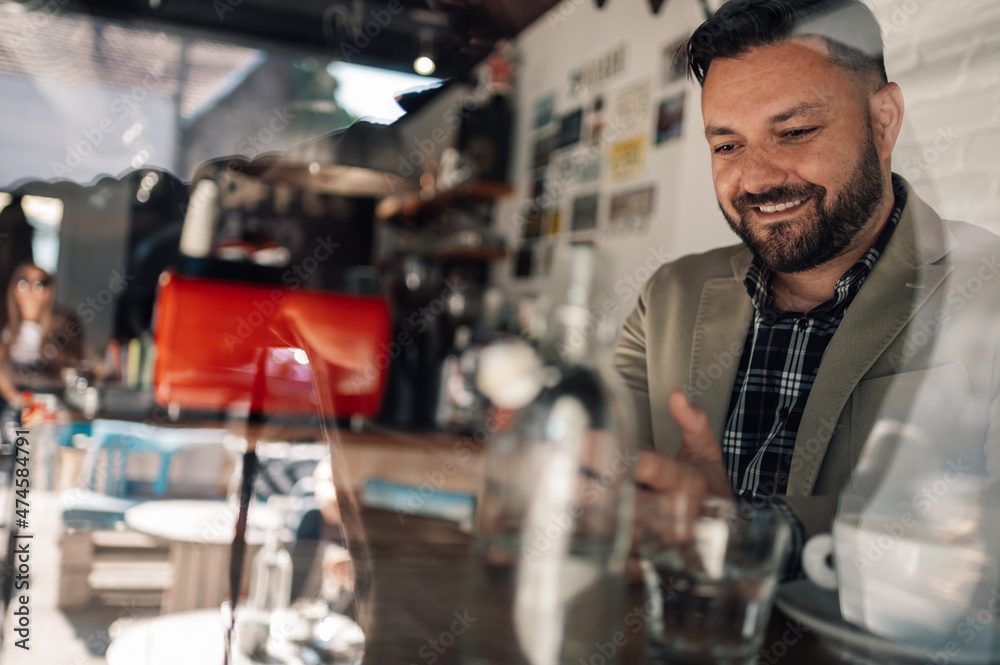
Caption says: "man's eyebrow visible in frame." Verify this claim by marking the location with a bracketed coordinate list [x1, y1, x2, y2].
[705, 124, 736, 138]
[768, 103, 826, 124]
[705, 103, 829, 138]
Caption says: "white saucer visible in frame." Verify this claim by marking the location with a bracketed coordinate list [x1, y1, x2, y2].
[775, 580, 1000, 665]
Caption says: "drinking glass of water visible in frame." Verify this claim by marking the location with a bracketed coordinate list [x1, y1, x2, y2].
[638, 495, 790, 665]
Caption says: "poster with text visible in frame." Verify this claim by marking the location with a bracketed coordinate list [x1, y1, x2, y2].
[608, 135, 646, 181]
[614, 79, 651, 132]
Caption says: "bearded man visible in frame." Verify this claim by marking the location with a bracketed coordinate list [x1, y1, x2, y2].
[615, 0, 1000, 571]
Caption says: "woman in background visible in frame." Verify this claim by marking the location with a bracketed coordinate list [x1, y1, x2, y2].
[0, 263, 83, 441]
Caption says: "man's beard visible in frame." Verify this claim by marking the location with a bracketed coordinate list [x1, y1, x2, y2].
[719, 130, 885, 274]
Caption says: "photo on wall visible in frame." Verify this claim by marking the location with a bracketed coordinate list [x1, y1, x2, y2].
[530, 172, 546, 201]
[514, 245, 534, 278]
[544, 208, 562, 236]
[661, 38, 688, 85]
[532, 133, 556, 169]
[557, 108, 584, 149]
[578, 152, 602, 183]
[533, 94, 555, 129]
[655, 92, 685, 144]
[608, 135, 646, 182]
[614, 79, 651, 132]
[608, 184, 656, 235]
[570, 193, 600, 232]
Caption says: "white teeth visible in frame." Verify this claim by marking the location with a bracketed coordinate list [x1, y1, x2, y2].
[758, 199, 803, 213]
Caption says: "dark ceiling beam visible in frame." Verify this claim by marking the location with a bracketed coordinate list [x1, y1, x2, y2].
[58, 0, 464, 77]
[53, 0, 564, 80]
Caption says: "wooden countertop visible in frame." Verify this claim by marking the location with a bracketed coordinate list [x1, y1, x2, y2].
[344, 507, 846, 665]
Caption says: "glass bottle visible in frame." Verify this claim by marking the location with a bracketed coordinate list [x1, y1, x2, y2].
[240, 497, 293, 656]
[464, 243, 636, 665]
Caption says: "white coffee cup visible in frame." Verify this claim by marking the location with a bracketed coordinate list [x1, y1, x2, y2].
[802, 512, 989, 649]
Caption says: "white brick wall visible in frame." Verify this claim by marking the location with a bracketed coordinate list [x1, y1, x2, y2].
[872, 0, 1000, 232]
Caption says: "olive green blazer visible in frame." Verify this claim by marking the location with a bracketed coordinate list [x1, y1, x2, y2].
[614, 177, 1000, 536]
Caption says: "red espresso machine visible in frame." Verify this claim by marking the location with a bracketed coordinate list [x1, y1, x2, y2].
[149, 123, 419, 659]
[153, 122, 415, 419]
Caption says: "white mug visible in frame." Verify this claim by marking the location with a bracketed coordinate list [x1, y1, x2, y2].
[802, 513, 988, 649]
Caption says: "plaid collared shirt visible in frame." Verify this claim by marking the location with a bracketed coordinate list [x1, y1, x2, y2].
[723, 176, 908, 573]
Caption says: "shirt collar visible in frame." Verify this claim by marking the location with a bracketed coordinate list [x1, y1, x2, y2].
[743, 174, 908, 316]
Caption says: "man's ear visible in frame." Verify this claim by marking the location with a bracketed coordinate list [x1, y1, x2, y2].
[870, 82, 905, 160]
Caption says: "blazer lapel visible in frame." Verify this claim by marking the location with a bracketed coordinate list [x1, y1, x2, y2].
[787, 181, 957, 496]
[689, 250, 755, 442]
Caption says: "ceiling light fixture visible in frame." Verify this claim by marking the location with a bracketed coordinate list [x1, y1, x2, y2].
[414, 56, 436, 76]
[414, 30, 436, 76]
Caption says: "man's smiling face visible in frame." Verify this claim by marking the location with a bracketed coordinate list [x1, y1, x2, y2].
[701, 39, 887, 274]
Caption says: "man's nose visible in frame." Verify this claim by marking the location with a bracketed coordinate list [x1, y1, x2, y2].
[739, 143, 788, 196]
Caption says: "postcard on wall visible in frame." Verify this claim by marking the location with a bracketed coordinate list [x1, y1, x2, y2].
[530, 172, 546, 201]
[577, 151, 602, 183]
[544, 208, 562, 236]
[661, 38, 688, 85]
[514, 245, 534, 279]
[558, 155, 575, 185]
[532, 133, 556, 169]
[655, 93, 685, 144]
[608, 135, 646, 182]
[533, 94, 555, 129]
[608, 184, 656, 234]
[557, 108, 584, 150]
[614, 79, 651, 132]
[570, 193, 600, 232]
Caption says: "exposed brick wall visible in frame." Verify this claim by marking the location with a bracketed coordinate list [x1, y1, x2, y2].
[872, 0, 1000, 232]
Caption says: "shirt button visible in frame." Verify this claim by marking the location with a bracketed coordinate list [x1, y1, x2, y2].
[778, 407, 789, 420]
[797, 318, 808, 330]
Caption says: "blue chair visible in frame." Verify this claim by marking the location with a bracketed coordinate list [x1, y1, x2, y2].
[60, 489, 145, 530]
[58, 421, 92, 448]
[87, 420, 229, 497]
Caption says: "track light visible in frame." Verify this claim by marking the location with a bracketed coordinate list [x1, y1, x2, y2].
[414, 56, 436, 76]
[414, 30, 436, 76]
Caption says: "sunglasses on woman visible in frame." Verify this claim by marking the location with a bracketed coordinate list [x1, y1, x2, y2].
[16, 278, 51, 294]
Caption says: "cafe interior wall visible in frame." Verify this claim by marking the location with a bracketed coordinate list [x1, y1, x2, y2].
[490, 0, 1000, 325]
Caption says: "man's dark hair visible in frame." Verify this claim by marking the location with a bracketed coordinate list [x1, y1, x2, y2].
[687, 0, 888, 92]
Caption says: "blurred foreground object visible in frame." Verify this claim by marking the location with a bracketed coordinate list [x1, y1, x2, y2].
[463, 243, 636, 665]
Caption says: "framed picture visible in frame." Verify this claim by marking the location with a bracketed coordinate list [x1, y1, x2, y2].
[655, 93, 685, 144]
